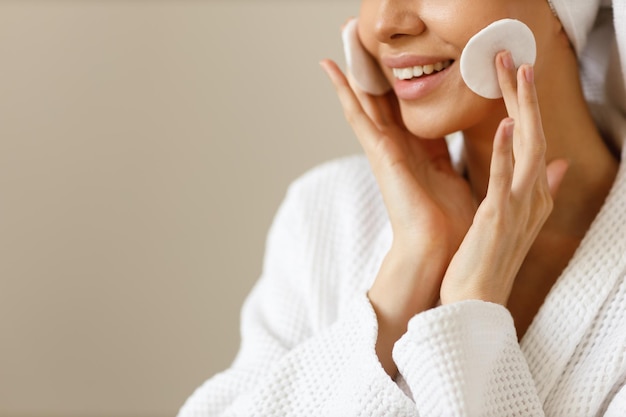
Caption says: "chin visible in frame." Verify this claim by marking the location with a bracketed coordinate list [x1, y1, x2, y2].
[405, 124, 452, 140]
[399, 95, 500, 139]
[400, 107, 462, 139]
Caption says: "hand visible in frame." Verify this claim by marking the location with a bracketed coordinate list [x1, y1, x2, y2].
[320, 59, 475, 302]
[320, 59, 476, 376]
[440, 51, 569, 306]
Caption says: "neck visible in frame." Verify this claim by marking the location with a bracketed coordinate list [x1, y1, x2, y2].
[461, 52, 619, 239]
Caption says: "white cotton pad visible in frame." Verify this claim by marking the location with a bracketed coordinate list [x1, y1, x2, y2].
[341, 18, 391, 96]
[460, 19, 536, 99]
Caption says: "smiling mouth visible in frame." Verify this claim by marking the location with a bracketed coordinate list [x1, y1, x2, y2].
[392, 59, 454, 80]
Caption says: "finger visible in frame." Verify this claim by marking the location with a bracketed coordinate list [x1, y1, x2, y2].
[512, 64, 546, 193]
[486, 118, 515, 202]
[375, 90, 403, 127]
[347, 72, 391, 127]
[421, 137, 452, 164]
[320, 59, 384, 156]
[377, 90, 404, 126]
[495, 51, 519, 121]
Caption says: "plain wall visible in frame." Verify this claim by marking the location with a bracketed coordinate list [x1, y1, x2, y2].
[0, 1, 361, 416]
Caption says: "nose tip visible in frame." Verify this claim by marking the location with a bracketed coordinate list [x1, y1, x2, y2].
[374, 2, 425, 43]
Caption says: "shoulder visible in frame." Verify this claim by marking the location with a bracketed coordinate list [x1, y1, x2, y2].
[288, 154, 375, 200]
[266, 154, 389, 270]
[265, 155, 390, 320]
[278, 155, 386, 233]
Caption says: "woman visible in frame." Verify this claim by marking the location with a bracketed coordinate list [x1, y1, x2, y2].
[179, 0, 626, 415]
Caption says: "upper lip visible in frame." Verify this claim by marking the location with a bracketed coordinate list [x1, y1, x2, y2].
[381, 54, 454, 69]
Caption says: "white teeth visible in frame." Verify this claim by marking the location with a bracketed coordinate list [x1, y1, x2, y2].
[401, 68, 413, 79]
[392, 59, 453, 80]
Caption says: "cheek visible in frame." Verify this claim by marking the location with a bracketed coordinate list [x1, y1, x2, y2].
[357, 4, 380, 58]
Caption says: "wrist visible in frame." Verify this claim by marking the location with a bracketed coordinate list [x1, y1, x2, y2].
[367, 249, 445, 378]
[369, 247, 445, 324]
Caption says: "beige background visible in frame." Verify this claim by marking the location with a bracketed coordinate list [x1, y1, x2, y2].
[0, 1, 361, 416]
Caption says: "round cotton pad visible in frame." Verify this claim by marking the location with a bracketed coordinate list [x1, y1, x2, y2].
[460, 19, 536, 99]
[342, 18, 391, 95]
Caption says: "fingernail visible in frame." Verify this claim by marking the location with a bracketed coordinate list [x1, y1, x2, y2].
[502, 51, 514, 70]
[524, 65, 534, 83]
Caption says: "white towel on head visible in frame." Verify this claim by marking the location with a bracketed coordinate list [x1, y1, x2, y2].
[565, 0, 626, 151]
[607, 1, 626, 148]
[548, 0, 603, 54]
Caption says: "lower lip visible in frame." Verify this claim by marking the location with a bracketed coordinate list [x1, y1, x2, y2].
[393, 64, 453, 101]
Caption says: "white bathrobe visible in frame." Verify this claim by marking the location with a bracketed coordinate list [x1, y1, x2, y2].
[178, 5, 626, 417]
[177, 117, 626, 416]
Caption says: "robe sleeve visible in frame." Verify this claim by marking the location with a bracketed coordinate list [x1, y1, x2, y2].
[179, 157, 599, 416]
[176, 175, 415, 416]
[604, 384, 626, 416]
[393, 301, 546, 416]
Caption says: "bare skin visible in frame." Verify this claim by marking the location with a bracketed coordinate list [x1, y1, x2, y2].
[321, 0, 619, 378]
